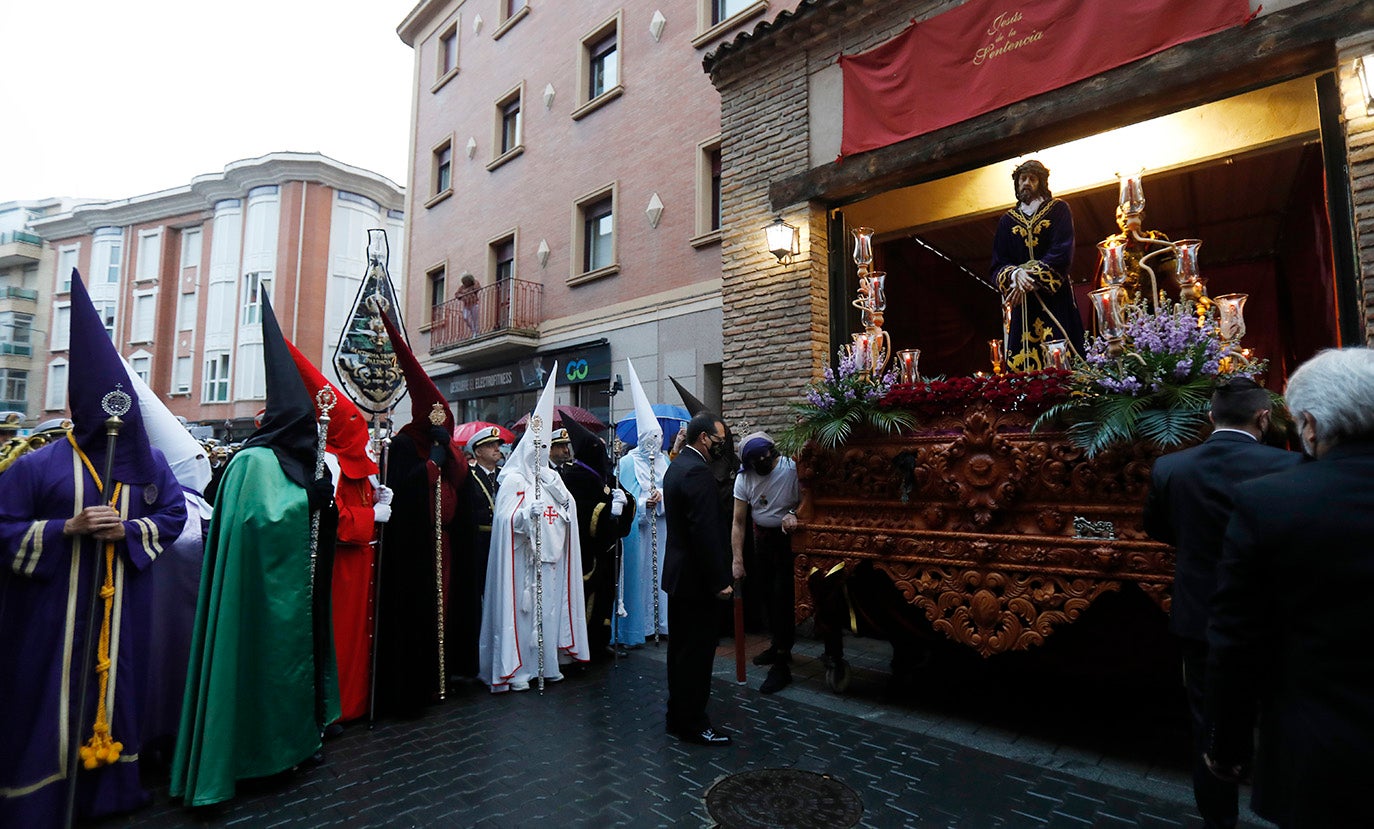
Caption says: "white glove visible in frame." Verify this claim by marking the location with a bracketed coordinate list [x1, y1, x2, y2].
[374, 485, 393, 506]
[610, 489, 626, 517]
[373, 503, 392, 523]
[529, 502, 544, 523]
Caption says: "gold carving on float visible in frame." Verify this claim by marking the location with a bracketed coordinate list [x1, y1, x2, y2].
[793, 404, 1179, 655]
[874, 564, 1120, 657]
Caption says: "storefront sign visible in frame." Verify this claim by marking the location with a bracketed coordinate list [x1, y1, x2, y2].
[436, 341, 611, 400]
[840, 0, 1251, 157]
[541, 342, 611, 387]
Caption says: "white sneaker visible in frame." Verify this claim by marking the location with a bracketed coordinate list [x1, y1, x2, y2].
[510, 679, 530, 692]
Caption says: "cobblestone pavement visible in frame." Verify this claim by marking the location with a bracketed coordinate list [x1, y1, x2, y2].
[94, 622, 1271, 828]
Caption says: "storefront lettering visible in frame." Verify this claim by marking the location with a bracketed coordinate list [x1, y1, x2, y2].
[473, 371, 513, 389]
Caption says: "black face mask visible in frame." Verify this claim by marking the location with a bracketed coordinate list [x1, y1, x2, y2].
[750, 456, 775, 476]
[708, 437, 727, 461]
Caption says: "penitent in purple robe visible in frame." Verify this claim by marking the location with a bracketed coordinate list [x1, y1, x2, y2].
[0, 439, 185, 828]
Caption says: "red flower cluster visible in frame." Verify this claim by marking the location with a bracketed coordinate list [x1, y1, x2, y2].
[879, 369, 1075, 417]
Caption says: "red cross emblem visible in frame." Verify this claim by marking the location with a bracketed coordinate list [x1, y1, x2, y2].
[543, 506, 559, 525]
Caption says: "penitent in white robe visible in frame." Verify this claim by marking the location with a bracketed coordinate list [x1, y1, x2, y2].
[478, 466, 588, 692]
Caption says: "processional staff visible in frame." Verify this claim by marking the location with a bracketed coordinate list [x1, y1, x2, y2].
[430, 403, 448, 702]
[309, 385, 336, 735]
[530, 415, 548, 693]
[64, 388, 129, 829]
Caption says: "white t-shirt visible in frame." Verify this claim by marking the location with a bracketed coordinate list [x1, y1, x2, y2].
[732, 456, 799, 529]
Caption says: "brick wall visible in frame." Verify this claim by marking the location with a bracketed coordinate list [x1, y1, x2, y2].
[1337, 31, 1374, 344]
[711, 1, 939, 435]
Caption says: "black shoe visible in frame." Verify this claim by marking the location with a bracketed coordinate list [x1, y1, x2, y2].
[753, 648, 792, 666]
[677, 727, 732, 746]
[760, 665, 791, 695]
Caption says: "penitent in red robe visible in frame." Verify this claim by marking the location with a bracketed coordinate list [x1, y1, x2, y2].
[332, 473, 376, 721]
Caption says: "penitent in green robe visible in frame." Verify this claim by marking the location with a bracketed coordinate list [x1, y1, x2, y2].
[170, 447, 340, 807]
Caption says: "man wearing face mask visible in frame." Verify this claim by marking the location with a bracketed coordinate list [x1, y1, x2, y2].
[731, 432, 800, 695]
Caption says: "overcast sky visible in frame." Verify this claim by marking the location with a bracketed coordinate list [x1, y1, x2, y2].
[2, 0, 417, 203]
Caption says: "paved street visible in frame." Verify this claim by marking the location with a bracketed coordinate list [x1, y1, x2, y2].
[94, 609, 1271, 828]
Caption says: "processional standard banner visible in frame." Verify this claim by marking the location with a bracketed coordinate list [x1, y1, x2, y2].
[839, 0, 1253, 157]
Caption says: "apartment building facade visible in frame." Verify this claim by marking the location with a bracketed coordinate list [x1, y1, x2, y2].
[0, 199, 104, 426]
[396, 0, 802, 430]
[31, 153, 405, 438]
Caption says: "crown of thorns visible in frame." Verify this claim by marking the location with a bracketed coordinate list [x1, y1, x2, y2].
[1012, 160, 1050, 181]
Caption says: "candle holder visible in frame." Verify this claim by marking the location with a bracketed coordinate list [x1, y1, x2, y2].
[1118, 170, 1146, 217]
[1173, 239, 1202, 284]
[1090, 285, 1127, 354]
[988, 339, 1006, 376]
[1214, 293, 1248, 344]
[845, 227, 892, 377]
[897, 349, 921, 385]
[852, 226, 875, 267]
[1042, 339, 1069, 370]
[1099, 240, 1127, 286]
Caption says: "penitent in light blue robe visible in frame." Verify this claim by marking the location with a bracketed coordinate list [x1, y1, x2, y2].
[610, 453, 669, 647]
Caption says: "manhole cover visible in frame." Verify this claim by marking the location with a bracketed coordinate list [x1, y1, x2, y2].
[705, 768, 863, 828]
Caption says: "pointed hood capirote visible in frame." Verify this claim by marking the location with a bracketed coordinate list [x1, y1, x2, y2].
[242, 294, 317, 489]
[668, 376, 707, 418]
[285, 338, 378, 481]
[501, 363, 558, 487]
[669, 373, 739, 479]
[624, 359, 662, 455]
[561, 415, 609, 482]
[67, 268, 158, 484]
[377, 307, 455, 441]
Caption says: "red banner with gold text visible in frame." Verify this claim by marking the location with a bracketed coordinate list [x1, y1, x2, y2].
[840, 0, 1252, 157]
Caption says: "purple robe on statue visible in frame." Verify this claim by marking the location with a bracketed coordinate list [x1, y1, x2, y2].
[0, 439, 185, 828]
[990, 197, 1085, 371]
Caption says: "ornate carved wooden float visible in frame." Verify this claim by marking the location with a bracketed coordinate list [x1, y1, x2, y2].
[793, 403, 1175, 671]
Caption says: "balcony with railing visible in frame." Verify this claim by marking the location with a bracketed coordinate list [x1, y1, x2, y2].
[0, 231, 42, 267]
[430, 278, 542, 361]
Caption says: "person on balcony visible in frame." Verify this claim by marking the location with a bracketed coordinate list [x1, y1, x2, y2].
[456, 273, 480, 339]
[990, 159, 1085, 372]
[1143, 377, 1298, 829]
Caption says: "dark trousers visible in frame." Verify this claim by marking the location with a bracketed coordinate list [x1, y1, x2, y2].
[754, 525, 796, 654]
[666, 595, 719, 733]
[1181, 637, 1238, 829]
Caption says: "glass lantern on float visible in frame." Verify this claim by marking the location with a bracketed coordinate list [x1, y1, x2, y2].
[896, 349, 921, 385]
[1041, 339, 1069, 370]
[1089, 285, 1128, 355]
[845, 227, 892, 378]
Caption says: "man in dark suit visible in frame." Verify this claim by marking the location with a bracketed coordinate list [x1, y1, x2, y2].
[1144, 377, 1299, 829]
[1205, 347, 1374, 827]
[662, 412, 734, 746]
